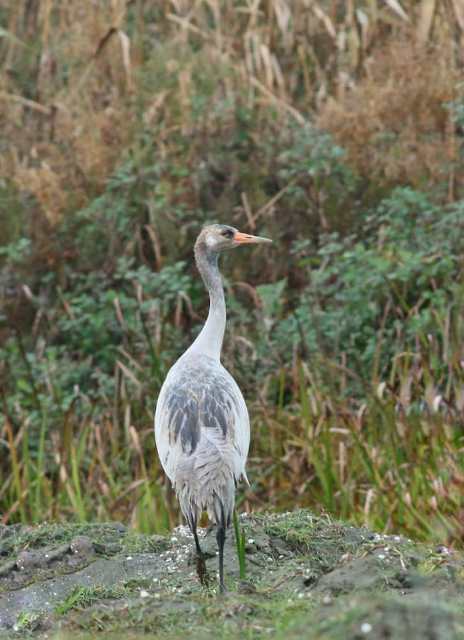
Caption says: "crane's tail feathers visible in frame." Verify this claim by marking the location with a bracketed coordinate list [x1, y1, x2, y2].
[182, 501, 201, 534]
[179, 489, 233, 531]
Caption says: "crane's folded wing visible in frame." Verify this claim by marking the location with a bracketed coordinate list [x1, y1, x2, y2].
[154, 361, 250, 484]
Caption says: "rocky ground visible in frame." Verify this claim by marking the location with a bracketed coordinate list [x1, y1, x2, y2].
[0, 510, 463, 639]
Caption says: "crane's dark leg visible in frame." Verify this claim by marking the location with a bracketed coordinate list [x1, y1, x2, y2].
[191, 517, 209, 587]
[216, 520, 226, 594]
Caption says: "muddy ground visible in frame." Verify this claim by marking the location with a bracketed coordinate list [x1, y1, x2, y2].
[0, 510, 463, 639]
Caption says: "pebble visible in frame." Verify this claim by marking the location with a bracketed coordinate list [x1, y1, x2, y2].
[16, 551, 45, 571]
[361, 622, 372, 634]
[436, 545, 451, 555]
[70, 536, 94, 556]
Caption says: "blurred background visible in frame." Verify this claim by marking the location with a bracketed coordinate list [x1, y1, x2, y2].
[0, 0, 463, 546]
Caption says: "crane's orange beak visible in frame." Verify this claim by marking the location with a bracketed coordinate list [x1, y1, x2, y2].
[234, 231, 272, 245]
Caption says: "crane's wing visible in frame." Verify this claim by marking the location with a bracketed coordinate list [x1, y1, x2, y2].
[154, 354, 250, 485]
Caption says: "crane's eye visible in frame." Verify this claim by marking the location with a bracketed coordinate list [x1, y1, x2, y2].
[221, 229, 234, 239]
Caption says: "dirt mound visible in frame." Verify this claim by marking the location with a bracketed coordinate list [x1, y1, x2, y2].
[0, 511, 463, 639]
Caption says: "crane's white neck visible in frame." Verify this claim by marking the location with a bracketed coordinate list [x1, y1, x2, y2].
[188, 244, 226, 360]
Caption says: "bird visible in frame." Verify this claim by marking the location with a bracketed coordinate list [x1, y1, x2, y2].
[154, 223, 272, 592]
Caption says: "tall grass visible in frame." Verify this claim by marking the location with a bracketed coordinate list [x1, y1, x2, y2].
[2, 302, 463, 546]
[1, 0, 462, 235]
[1, 404, 173, 532]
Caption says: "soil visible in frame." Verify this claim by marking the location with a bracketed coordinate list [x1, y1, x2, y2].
[0, 510, 463, 639]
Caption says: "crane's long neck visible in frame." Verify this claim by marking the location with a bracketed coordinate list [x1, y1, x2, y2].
[190, 243, 226, 360]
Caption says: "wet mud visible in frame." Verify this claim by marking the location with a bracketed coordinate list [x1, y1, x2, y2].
[0, 511, 463, 639]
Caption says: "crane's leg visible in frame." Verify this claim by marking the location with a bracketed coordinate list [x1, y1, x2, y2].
[216, 521, 226, 593]
[191, 519, 209, 587]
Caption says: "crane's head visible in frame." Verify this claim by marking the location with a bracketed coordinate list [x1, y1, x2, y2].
[197, 224, 272, 253]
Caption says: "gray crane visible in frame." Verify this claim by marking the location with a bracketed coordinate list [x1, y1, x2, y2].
[154, 223, 271, 592]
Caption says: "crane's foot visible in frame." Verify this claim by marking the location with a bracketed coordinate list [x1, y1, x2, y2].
[196, 554, 210, 587]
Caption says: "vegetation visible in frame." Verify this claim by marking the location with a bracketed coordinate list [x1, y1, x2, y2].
[55, 585, 128, 616]
[1, 1, 463, 549]
[2, 512, 464, 639]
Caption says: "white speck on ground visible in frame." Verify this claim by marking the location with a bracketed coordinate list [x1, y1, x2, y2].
[361, 622, 372, 633]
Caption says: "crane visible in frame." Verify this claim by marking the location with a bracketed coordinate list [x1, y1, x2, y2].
[154, 223, 272, 592]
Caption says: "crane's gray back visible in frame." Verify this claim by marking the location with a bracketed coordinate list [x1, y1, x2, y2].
[155, 352, 250, 488]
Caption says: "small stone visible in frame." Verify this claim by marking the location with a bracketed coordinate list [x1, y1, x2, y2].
[435, 545, 451, 555]
[16, 550, 45, 571]
[361, 622, 372, 634]
[70, 535, 94, 556]
[140, 589, 150, 598]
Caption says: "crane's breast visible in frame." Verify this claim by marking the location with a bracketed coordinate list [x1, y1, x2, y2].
[154, 354, 249, 480]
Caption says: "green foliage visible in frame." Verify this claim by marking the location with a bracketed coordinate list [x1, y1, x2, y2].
[269, 187, 464, 391]
[55, 585, 127, 615]
[275, 123, 360, 233]
[14, 611, 42, 632]
[1, 8, 464, 546]
[0, 237, 31, 263]
[233, 510, 246, 580]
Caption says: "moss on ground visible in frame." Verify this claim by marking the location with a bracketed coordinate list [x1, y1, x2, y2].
[1, 510, 463, 640]
[0, 522, 168, 559]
